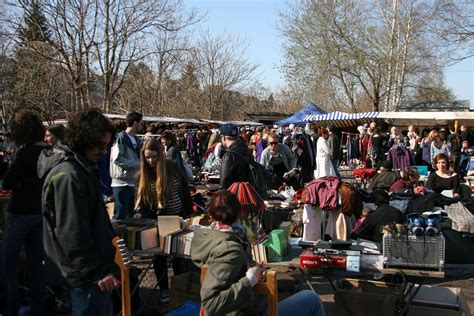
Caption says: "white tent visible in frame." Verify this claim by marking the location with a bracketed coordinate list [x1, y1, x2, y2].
[200, 119, 263, 127]
[378, 111, 474, 127]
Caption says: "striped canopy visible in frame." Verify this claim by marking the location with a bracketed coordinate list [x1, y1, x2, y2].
[227, 182, 265, 215]
[304, 111, 379, 128]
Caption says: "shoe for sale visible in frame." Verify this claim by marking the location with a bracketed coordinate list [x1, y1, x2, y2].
[408, 214, 425, 236]
[425, 215, 440, 236]
[159, 289, 170, 303]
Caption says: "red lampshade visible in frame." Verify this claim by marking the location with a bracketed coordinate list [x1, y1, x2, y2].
[227, 182, 265, 215]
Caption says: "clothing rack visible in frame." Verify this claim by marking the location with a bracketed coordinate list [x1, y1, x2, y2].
[341, 131, 359, 136]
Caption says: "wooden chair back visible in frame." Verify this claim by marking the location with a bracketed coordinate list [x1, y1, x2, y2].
[200, 264, 278, 316]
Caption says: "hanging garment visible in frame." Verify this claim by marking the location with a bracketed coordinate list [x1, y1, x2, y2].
[325, 209, 354, 241]
[387, 146, 414, 170]
[304, 176, 340, 209]
[339, 182, 363, 218]
[302, 204, 323, 241]
[315, 137, 336, 179]
[360, 136, 370, 164]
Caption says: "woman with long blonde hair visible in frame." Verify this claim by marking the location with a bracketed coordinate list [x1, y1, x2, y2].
[134, 138, 192, 301]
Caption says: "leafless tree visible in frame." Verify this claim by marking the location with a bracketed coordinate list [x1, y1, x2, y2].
[192, 30, 258, 119]
[279, 0, 452, 112]
[93, 0, 201, 113]
[148, 24, 193, 116]
[433, 1, 474, 62]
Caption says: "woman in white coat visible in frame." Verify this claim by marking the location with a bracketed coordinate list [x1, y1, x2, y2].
[315, 129, 336, 179]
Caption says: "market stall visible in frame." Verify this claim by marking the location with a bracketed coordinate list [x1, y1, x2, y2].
[276, 101, 327, 126]
[377, 111, 474, 128]
[304, 111, 379, 128]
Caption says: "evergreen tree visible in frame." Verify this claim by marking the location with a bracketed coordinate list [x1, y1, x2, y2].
[18, 1, 50, 45]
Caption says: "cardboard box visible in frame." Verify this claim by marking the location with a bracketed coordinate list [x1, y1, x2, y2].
[300, 250, 347, 270]
[334, 278, 403, 316]
[169, 272, 201, 309]
[408, 286, 472, 316]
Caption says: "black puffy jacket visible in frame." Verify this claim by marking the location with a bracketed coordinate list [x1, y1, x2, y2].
[220, 138, 253, 189]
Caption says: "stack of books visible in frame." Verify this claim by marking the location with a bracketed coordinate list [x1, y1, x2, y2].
[157, 216, 194, 256]
[251, 222, 291, 263]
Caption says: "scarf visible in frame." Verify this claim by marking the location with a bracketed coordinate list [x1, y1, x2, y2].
[209, 221, 253, 263]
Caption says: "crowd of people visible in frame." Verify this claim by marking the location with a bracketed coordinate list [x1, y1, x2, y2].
[1, 106, 473, 315]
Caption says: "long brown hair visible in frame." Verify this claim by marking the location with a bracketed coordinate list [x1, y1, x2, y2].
[433, 136, 443, 149]
[135, 138, 172, 210]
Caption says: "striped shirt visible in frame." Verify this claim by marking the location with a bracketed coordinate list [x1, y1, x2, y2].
[152, 174, 183, 216]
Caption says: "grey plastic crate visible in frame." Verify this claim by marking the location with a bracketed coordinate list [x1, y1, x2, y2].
[383, 234, 445, 270]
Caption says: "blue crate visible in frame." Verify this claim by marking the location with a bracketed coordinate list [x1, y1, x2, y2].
[414, 165, 428, 176]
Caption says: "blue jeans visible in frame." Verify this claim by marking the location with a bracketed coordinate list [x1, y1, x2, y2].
[70, 285, 113, 316]
[278, 290, 326, 316]
[1, 213, 44, 316]
[112, 186, 135, 220]
[331, 159, 341, 178]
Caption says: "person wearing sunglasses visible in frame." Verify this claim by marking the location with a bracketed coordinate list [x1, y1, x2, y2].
[259, 132, 297, 189]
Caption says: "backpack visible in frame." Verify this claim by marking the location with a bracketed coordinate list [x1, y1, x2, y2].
[228, 150, 268, 199]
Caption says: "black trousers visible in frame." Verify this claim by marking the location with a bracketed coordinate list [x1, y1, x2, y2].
[152, 255, 182, 290]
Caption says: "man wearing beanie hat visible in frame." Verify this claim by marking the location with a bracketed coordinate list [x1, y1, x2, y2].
[368, 160, 400, 190]
[219, 123, 254, 189]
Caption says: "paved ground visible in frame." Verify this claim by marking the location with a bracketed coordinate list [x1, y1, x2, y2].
[134, 263, 474, 315]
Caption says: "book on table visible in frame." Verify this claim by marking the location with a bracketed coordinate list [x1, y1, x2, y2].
[157, 216, 181, 252]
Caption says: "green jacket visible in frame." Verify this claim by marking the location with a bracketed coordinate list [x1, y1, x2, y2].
[38, 143, 117, 288]
[191, 228, 265, 316]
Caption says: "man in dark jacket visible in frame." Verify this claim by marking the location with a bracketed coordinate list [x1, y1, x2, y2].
[38, 109, 120, 315]
[219, 123, 254, 189]
[327, 125, 341, 178]
[351, 190, 405, 243]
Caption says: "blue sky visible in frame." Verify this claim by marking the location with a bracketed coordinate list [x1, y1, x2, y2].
[188, 0, 474, 107]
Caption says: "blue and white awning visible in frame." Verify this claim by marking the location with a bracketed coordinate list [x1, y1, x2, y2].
[304, 111, 379, 127]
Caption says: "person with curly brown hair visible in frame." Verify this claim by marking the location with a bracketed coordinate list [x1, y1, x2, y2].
[1, 109, 48, 316]
[38, 108, 120, 316]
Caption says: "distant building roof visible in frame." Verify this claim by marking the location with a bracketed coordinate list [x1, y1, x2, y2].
[399, 100, 471, 112]
[245, 112, 289, 124]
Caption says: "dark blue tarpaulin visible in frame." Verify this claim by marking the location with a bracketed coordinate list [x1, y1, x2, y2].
[276, 102, 327, 125]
